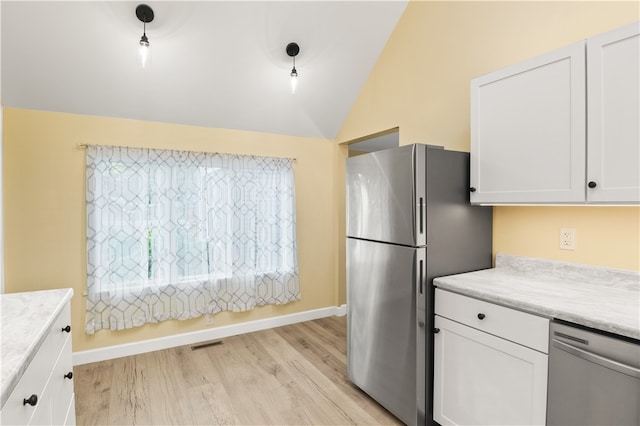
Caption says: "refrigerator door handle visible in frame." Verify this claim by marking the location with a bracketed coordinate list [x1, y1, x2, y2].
[416, 247, 427, 312]
[416, 249, 426, 297]
[419, 259, 424, 295]
[414, 144, 426, 246]
[419, 197, 424, 235]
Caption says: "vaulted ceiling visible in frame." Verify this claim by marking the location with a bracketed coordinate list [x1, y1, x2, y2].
[1, 1, 408, 139]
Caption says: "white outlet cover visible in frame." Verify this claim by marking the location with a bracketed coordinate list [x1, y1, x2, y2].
[560, 228, 576, 250]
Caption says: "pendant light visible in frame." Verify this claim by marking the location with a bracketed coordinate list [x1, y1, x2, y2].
[286, 42, 300, 94]
[136, 4, 154, 68]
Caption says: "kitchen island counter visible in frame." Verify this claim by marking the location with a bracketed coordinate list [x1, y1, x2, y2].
[434, 254, 639, 340]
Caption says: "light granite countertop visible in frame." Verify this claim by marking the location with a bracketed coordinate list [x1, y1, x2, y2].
[434, 254, 640, 340]
[0, 288, 74, 409]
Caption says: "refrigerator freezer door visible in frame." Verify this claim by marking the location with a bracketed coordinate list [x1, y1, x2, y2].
[347, 237, 421, 425]
[346, 144, 426, 246]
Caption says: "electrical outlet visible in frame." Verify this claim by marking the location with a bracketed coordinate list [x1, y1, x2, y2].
[560, 228, 576, 250]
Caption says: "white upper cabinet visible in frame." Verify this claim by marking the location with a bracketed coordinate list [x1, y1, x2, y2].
[470, 42, 586, 204]
[587, 23, 640, 203]
[470, 22, 640, 205]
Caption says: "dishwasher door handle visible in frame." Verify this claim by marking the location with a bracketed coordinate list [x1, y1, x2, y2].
[553, 339, 640, 379]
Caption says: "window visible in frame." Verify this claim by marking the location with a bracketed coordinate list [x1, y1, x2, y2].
[85, 146, 300, 334]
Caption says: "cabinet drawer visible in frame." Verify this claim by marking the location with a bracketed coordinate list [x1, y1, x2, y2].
[64, 395, 76, 426]
[0, 335, 53, 425]
[435, 289, 549, 353]
[50, 337, 74, 425]
[50, 302, 72, 356]
[28, 382, 52, 426]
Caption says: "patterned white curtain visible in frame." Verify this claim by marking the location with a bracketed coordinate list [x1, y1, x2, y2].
[85, 146, 300, 334]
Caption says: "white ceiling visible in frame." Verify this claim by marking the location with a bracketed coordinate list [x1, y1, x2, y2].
[1, 1, 408, 139]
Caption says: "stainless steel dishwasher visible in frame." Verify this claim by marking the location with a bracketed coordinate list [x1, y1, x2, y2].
[547, 320, 640, 426]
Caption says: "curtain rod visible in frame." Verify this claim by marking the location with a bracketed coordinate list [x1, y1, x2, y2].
[78, 144, 296, 162]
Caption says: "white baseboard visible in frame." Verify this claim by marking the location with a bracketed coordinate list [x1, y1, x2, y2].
[73, 304, 347, 366]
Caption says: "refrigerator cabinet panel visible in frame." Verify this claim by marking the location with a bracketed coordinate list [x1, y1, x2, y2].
[347, 237, 421, 425]
[421, 148, 494, 313]
[346, 144, 426, 246]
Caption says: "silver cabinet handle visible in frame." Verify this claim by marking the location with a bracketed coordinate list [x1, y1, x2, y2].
[552, 339, 640, 378]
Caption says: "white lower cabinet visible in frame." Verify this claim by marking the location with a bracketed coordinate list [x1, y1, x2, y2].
[433, 289, 549, 426]
[0, 300, 75, 425]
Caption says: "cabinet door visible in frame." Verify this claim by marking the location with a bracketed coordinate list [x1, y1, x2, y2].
[470, 42, 586, 204]
[587, 22, 640, 203]
[433, 315, 548, 426]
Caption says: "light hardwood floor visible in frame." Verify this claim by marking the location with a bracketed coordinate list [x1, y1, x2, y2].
[74, 315, 403, 425]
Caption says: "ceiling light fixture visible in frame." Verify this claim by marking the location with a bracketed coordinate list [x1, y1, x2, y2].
[286, 42, 300, 94]
[136, 4, 154, 68]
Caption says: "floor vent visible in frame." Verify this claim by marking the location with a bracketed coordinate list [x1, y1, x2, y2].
[191, 340, 224, 350]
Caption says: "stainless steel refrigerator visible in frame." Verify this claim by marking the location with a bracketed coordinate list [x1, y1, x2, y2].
[346, 144, 492, 426]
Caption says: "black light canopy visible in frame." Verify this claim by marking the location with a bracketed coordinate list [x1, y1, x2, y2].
[286, 42, 300, 58]
[136, 4, 154, 25]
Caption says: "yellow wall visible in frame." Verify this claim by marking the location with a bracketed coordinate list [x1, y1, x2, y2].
[494, 206, 639, 269]
[3, 108, 337, 352]
[336, 0, 640, 296]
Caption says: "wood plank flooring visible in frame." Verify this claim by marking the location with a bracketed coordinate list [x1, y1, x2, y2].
[74, 315, 403, 425]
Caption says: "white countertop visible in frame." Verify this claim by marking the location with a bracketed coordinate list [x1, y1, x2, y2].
[434, 254, 640, 340]
[0, 288, 74, 408]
